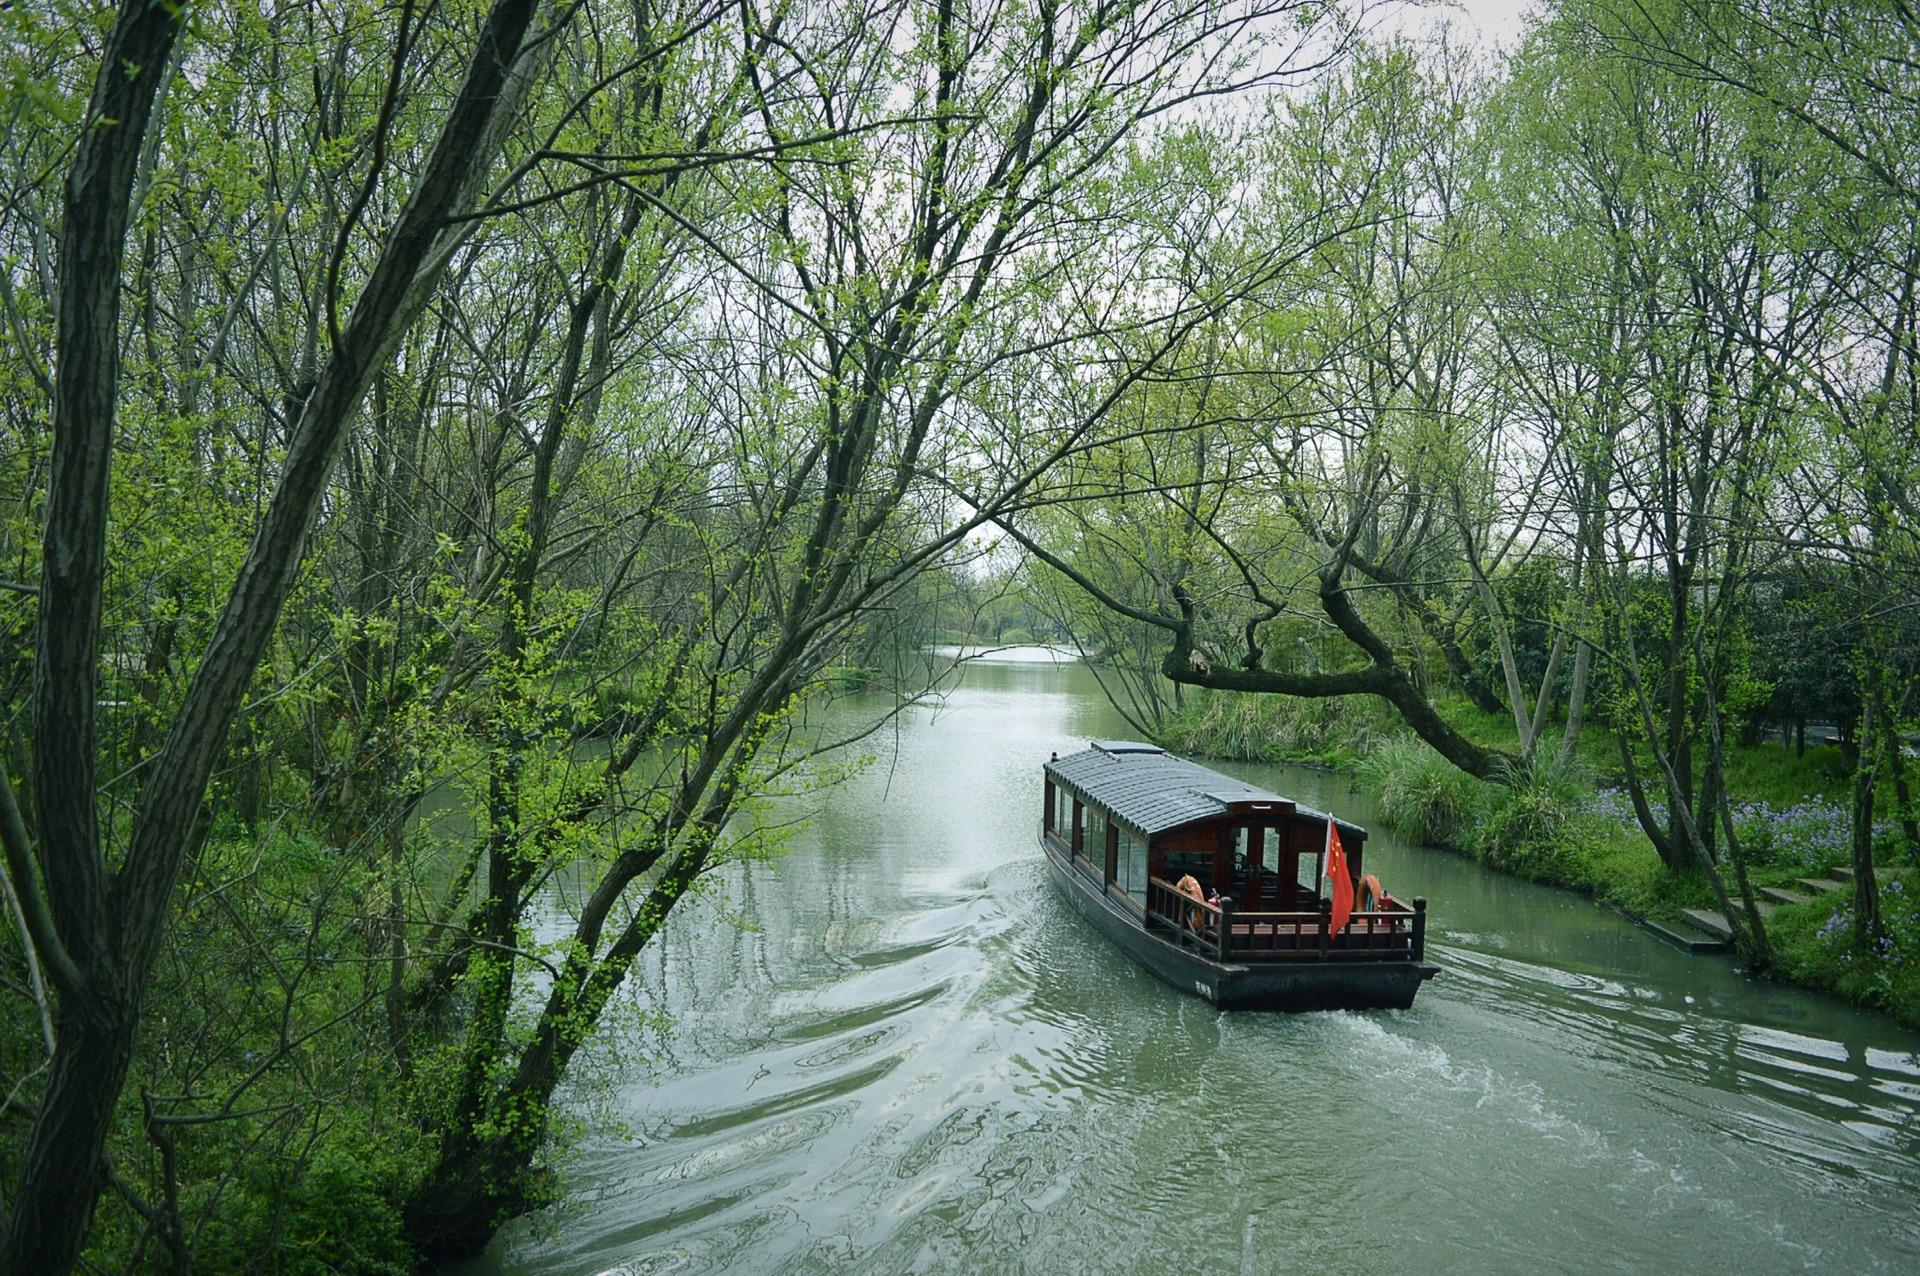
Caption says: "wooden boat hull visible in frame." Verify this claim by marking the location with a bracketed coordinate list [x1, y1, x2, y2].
[1041, 834, 1438, 1012]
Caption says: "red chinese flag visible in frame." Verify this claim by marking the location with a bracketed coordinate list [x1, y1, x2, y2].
[1326, 821, 1354, 937]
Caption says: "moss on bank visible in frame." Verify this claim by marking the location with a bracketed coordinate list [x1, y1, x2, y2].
[1158, 689, 1920, 1028]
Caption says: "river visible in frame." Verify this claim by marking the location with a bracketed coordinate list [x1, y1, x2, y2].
[462, 649, 1920, 1274]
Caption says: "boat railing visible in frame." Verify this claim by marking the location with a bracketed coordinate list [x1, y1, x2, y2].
[1226, 900, 1422, 962]
[1146, 875, 1222, 940]
[1146, 877, 1427, 964]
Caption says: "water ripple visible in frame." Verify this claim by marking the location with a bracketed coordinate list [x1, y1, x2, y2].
[465, 684, 1920, 1276]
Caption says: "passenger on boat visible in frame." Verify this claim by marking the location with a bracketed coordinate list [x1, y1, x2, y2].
[1174, 874, 1208, 930]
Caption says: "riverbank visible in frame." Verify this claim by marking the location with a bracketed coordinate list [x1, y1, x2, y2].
[1157, 690, 1920, 1029]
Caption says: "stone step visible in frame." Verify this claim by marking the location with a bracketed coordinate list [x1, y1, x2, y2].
[1795, 877, 1847, 896]
[1760, 885, 1812, 907]
[1830, 865, 1903, 885]
[1682, 908, 1734, 941]
[1639, 915, 1731, 954]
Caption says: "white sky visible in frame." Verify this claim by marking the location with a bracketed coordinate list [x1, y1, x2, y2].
[1375, 0, 1537, 48]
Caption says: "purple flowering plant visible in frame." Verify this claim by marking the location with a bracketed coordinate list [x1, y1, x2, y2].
[1588, 789, 1880, 873]
[1797, 873, 1918, 1017]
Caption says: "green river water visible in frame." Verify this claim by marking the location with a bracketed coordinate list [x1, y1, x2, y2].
[462, 649, 1920, 1275]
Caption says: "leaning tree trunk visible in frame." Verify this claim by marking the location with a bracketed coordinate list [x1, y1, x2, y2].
[2, 3, 188, 1267]
[1701, 666, 1770, 970]
[2, 3, 549, 1270]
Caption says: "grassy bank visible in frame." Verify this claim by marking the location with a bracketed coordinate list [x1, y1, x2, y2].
[1159, 690, 1920, 1028]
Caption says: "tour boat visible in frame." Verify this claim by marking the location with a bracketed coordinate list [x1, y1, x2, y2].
[1040, 742, 1439, 1011]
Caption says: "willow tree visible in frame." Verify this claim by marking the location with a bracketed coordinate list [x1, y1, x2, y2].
[1012, 38, 1537, 781]
[3, 0, 1363, 1263]
[376, 0, 1361, 1252]
[1597, 0, 1920, 933]
[0, 0, 619, 1265]
[1458, 0, 1877, 967]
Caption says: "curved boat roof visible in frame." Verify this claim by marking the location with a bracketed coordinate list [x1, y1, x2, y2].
[1046, 741, 1357, 839]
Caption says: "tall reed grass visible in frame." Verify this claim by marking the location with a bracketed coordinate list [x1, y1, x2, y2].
[1160, 690, 1395, 764]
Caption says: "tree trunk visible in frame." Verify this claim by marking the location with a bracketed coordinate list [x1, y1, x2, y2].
[4, 1006, 147, 1271]
[1876, 685, 1918, 861]
[4, 2, 187, 1268]
[1151, 574, 1513, 781]
[1527, 629, 1567, 760]
[1438, 635, 1508, 717]
[1695, 755, 1719, 860]
[1617, 732, 1684, 871]
[1469, 566, 1536, 759]
[1702, 671, 1770, 970]
[1666, 579, 1694, 863]
[408, 680, 781, 1254]
[4, 3, 549, 1268]
[1851, 669, 1883, 945]
[1558, 635, 1592, 769]
[1007, 520, 1515, 781]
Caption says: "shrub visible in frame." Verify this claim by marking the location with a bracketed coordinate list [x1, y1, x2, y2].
[824, 664, 878, 690]
[1463, 753, 1593, 886]
[183, 1127, 427, 1276]
[1358, 736, 1486, 847]
[1161, 690, 1283, 761]
[1769, 873, 1920, 1029]
[1162, 690, 1400, 765]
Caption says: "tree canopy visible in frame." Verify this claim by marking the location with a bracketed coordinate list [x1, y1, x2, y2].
[1, 0, 1915, 1268]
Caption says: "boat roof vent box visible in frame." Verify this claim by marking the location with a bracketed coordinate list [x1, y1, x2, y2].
[1090, 740, 1165, 756]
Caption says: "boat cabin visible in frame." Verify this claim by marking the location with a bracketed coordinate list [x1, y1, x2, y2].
[1040, 741, 1430, 984]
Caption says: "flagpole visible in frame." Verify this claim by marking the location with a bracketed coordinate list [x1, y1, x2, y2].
[1324, 816, 1354, 940]
[1321, 818, 1334, 950]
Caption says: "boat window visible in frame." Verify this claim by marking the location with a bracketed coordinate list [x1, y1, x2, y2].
[1297, 842, 1321, 896]
[1125, 831, 1148, 906]
[1082, 807, 1108, 876]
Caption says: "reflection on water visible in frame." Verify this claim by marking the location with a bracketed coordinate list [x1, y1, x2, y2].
[463, 653, 1920, 1275]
